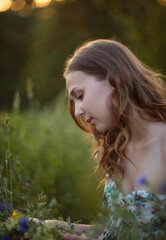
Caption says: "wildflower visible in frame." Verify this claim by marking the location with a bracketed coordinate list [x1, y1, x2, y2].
[137, 175, 147, 185]
[11, 210, 21, 220]
[21, 218, 28, 225]
[0, 202, 12, 213]
[12, 168, 16, 176]
[0, 237, 10, 240]
[0, 202, 12, 220]
[18, 207, 25, 213]
[160, 179, 166, 194]
[20, 218, 28, 233]
[71, 224, 74, 230]
[21, 180, 29, 188]
[20, 225, 27, 232]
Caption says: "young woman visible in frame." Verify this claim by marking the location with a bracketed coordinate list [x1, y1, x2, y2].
[62, 39, 166, 239]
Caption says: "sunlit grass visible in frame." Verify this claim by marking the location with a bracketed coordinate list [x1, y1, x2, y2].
[0, 90, 104, 223]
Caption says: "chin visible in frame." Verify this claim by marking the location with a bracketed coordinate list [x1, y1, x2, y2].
[96, 125, 108, 133]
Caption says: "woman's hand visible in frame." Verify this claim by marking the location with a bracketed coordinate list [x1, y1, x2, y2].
[29, 217, 42, 225]
[29, 218, 98, 239]
[63, 233, 98, 240]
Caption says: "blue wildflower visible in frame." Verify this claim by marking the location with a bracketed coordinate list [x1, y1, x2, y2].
[21, 180, 29, 188]
[20, 225, 27, 232]
[18, 207, 25, 213]
[160, 179, 166, 194]
[71, 224, 74, 230]
[0, 237, 10, 240]
[21, 218, 28, 225]
[12, 167, 16, 176]
[20, 218, 28, 232]
[137, 175, 147, 185]
[0, 202, 12, 213]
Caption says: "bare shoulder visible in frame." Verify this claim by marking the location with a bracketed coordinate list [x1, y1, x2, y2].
[144, 122, 166, 194]
[160, 123, 166, 162]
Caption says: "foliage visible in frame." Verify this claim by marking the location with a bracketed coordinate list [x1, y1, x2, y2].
[0, 102, 103, 239]
[0, 0, 166, 109]
[0, 91, 104, 224]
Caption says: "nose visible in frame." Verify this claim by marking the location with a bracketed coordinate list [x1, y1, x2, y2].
[75, 103, 85, 118]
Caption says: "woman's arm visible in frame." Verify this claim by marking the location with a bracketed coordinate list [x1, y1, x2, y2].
[62, 233, 98, 240]
[30, 218, 105, 238]
[44, 219, 95, 234]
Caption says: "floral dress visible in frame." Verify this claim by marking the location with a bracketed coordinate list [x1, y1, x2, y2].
[99, 178, 166, 240]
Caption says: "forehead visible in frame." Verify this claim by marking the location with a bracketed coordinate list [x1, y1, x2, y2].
[66, 71, 94, 97]
[66, 71, 112, 95]
[66, 71, 86, 89]
[66, 71, 114, 103]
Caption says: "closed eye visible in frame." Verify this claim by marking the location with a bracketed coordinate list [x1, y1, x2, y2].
[77, 94, 83, 100]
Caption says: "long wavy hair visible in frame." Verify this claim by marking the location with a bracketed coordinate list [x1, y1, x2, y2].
[63, 39, 166, 181]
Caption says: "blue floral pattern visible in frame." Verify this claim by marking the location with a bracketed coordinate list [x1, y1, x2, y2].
[99, 178, 166, 240]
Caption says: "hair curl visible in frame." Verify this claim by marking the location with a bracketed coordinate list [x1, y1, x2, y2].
[63, 39, 166, 182]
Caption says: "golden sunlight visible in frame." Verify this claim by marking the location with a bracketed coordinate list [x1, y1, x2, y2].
[18, 5, 33, 17]
[0, 0, 12, 12]
[37, 7, 55, 19]
[157, 0, 166, 6]
[34, 0, 52, 8]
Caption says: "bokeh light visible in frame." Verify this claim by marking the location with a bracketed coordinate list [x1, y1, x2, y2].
[37, 7, 56, 19]
[11, 0, 25, 12]
[18, 4, 33, 17]
[0, 0, 12, 12]
[34, 0, 52, 8]
[157, 0, 166, 6]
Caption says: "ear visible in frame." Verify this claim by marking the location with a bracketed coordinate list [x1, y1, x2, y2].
[110, 86, 115, 93]
[106, 78, 114, 92]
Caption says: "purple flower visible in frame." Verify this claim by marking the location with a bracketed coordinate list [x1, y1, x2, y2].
[21, 218, 28, 225]
[137, 175, 147, 185]
[21, 180, 29, 188]
[160, 179, 166, 194]
[18, 207, 25, 213]
[12, 168, 16, 176]
[20, 225, 27, 232]
[20, 218, 28, 232]
[71, 224, 74, 230]
[1, 237, 10, 240]
[0, 202, 12, 213]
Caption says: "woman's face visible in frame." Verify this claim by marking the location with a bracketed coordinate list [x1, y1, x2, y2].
[66, 71, 115, 133]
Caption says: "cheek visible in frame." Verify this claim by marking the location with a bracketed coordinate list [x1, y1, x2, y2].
[84, 95, 97, 112]
[100, 98, 115, 126]
[99, 95, 113, 115]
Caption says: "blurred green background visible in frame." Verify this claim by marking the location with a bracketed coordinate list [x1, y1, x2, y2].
[0, 0, 166, 223]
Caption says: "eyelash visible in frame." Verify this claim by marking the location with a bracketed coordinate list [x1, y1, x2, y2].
[77, 94, 83, 100]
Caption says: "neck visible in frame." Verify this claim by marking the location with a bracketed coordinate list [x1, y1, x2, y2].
[128, 108, 163, 150]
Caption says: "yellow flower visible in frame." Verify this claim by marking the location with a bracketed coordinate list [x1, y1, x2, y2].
[11, 210, 21, 220]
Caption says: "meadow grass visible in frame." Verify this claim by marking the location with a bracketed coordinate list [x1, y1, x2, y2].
[0, 91, 105, 225]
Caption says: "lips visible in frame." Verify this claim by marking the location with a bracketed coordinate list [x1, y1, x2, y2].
[86, 117, 93, 124]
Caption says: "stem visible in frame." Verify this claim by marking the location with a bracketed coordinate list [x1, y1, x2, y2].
[7, 134, 13, 207]
[5, 154, 8, 203]
[0, 187, 5, 202]
[4, 113, 13, 207]
[7, 132, 13, 207]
